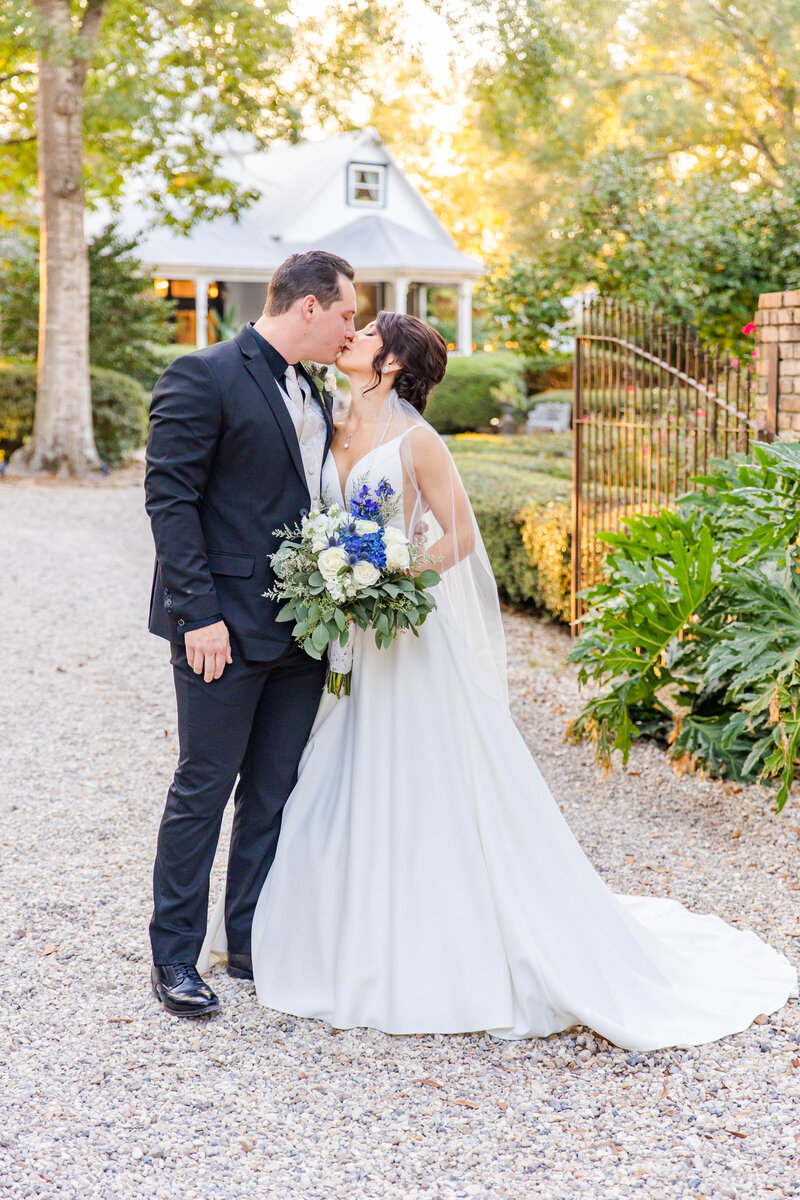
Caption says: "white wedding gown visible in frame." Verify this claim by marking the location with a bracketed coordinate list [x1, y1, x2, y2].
[200, 438, 797, 1050]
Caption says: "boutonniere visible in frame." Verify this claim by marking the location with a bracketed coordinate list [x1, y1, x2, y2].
[302, 361, 334, 402]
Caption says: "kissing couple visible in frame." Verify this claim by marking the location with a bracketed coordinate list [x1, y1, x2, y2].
[145, 250, 796, 1049]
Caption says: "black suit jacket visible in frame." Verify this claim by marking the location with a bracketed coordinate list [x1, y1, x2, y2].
[144, 325, 334, 661]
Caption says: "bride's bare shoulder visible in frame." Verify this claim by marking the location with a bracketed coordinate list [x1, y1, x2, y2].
[405, 423, 450, 459]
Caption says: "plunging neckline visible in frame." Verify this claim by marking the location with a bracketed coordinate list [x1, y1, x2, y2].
[330, 432, 406, 503]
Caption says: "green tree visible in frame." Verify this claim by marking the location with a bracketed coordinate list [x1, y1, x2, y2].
[1, 0, 305, 475]
[483, 152, 800, 348]
[2, 0, 408, 475]
[458, 0, 800, 346]
[0, 224, 175, 384]
[471, 0, 800, 227]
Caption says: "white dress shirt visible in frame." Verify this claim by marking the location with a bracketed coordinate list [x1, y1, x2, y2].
[279, 365, 327, 505]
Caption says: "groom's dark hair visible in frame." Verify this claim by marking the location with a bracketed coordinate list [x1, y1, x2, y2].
[265, 251, 355, 315]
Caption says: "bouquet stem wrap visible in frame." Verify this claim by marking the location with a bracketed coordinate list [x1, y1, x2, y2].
[327, 622, 355, 697]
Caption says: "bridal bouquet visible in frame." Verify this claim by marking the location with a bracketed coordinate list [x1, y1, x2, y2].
[266, 480, 439, 696]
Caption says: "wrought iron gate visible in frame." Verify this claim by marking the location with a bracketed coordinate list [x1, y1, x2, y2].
[571, 298, 763, 625]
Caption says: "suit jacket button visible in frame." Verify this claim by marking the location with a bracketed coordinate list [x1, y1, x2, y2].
[178, 619, 185, 627]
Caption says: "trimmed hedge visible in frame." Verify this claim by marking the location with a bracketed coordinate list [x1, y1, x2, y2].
[471, 493, 571, 620]
[426, 352, 525, 434]
[524, 353, 572, 395]
[449, 433, 572, 621]
[0, 360, 148, 466]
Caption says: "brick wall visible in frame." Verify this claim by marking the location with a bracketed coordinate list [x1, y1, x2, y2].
[754, 290, 800, 441]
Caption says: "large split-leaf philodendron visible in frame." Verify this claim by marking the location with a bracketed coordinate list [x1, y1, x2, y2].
[568, 442, 800, 812]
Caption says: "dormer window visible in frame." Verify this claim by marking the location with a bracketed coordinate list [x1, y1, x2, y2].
[347, 162, 386, 207]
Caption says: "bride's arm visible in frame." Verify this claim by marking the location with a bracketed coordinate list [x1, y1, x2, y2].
[406, 429, 476, 572]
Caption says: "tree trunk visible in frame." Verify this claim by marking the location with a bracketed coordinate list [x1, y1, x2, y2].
[9, 0, 103, 476]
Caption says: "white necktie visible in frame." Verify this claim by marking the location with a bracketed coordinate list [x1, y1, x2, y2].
[283, 364, 307, 409]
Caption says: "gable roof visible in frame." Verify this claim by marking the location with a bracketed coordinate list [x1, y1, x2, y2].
[112, 129, 481, 279]
[310, 214, 481, 275]
[220, 131, 376, 239]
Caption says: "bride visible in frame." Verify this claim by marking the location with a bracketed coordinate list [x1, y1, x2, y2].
[200, 312, 797, 1050]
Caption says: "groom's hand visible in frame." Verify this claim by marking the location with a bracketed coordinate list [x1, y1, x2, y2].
[184, 621, 233, 682]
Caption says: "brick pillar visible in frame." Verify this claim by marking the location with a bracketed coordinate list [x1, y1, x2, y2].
[754, 289, 800, 441]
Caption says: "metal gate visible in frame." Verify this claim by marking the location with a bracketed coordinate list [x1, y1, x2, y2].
[571, 298, 765, 625]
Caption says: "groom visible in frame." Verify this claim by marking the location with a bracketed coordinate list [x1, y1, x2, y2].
[145, 250, 357, 1016]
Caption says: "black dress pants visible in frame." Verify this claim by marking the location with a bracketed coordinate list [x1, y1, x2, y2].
[149, 639, 326, 965]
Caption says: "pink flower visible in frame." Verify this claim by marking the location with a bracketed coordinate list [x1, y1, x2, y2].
[731, 358, 739, 367]
[742, 322, 757, 336]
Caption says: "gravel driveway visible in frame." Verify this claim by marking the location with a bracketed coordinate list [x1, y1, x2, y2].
[1, 473, 798, 1200]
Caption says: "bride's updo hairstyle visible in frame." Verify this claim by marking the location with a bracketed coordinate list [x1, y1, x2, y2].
[367, 311, 448, 414]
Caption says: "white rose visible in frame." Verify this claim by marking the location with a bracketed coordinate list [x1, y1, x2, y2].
[383, 526, 407, 546]
[385, 542, 411, 572]
[354, 519, 380, 535]
[318, 545, 347, 576]
[352, 560, 381, 589]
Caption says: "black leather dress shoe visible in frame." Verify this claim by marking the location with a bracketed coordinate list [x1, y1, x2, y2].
[151, 964, 220, 1016]
[226, 953, 253, 981]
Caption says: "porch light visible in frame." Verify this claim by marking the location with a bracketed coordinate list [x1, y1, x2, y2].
[208, 284, 219, 299]
[154, 279, 169, 293]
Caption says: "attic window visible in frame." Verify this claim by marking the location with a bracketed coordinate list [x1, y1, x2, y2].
[347, 162, 386, 207]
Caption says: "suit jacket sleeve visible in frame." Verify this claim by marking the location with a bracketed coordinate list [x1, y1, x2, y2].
[145, 354, 224, 627]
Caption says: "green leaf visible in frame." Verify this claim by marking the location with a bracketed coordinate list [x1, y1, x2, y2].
[333, 608, 348, 632]
[311, 623, 330, 652]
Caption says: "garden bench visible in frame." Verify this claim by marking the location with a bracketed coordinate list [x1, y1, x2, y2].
[526, 401, 572, 433]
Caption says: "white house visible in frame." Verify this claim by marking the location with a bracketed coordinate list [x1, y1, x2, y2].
[123, 129, 482, 353]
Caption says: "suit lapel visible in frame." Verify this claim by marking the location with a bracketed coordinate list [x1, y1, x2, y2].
[236, 326, 308, 490]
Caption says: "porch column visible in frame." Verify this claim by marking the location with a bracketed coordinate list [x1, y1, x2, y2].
[414, 284, 428, 319]
[194, 275, 211, 349]
[456, 280, 473, 356]
[394, 277, 409, 315]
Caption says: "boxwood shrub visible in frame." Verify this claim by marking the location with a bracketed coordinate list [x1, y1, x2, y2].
[0, 360, 148, 466]
[426, 353, 525, 434]
[449, 433, 572, 621]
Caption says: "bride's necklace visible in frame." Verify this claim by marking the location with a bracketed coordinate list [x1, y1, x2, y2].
[342, 417, 374, 449]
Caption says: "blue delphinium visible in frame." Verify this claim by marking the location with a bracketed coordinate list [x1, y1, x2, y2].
[339, 481, 397, 570]
[351, 484, 380, 520]
[351, 480, 396, 523]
